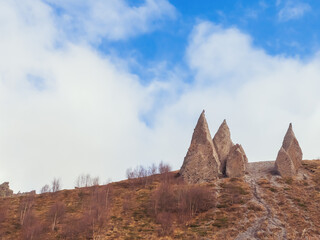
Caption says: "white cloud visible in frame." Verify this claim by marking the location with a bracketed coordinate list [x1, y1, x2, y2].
[278, 1, 311, 21]
[44, 0, 176, 42]
[169, 21, 320, 164]
[0, 0, 171, 192]
[1, 1, 320, 194]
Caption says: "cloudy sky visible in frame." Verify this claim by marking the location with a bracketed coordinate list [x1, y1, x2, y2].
[1, 0, 320, 192]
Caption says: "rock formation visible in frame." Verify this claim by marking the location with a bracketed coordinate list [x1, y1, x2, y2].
[226, 144, 248, 178]
[275, 147, 296, 177]
[0, 182, 13, 197]
[179, 110, 220, 183]
[213, 119, 234, 175]
[275, 123, 303, 177]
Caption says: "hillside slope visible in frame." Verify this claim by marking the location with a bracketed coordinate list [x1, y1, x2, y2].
[1, 160, 320, 239]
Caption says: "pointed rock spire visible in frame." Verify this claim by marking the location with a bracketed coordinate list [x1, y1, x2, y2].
[226, 144, 248, 178]
[282, 123, 295, 150]
[180, 110, 220, 183]
[213, 119, 234, 174]
[275, 123, 303, 177]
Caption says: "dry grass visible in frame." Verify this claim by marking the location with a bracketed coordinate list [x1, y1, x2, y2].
[0, 160, 320, 239]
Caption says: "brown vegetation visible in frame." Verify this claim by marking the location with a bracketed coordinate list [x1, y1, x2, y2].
[0, 160, 320, 239]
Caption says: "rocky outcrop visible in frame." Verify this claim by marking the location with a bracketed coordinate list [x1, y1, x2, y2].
[226, 144, 248, 178]
[213, 119, 234, 174]
[275, 148, 296, 177]
[0, 182, 13, 197]
[275, 123, 303, 177]
[180, 110, 220, 183]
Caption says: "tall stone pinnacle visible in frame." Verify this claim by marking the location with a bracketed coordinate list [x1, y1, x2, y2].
[275, 123, 303, 176]
[282, 123, 295, 150]
[213, 119, 234, 174]
[180, 110, 220, 183]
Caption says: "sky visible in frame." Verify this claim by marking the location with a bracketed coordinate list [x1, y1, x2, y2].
[1, 0, 320, 192]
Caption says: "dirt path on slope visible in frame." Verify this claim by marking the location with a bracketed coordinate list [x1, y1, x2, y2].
[235, 162, 287, 240]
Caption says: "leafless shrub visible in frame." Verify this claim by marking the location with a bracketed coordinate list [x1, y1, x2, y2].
[126, 167, 135, 180]
[19, 194, 35, 226]
[158, 161, 171, 174]
[151, 182, 176, 215]
[76, 174, 90, 188]
[122, 192, 134, 214]
[151, 182, 214, 226]
[51, 178, 61, 192]
[156, 212, 174, 236]
[40, 184, 50, 194]
[61, 185, 112, 239]
[126, 165, 149, 187]
[21, 211, 44, 240]
[92, 176, 100, 186]
[176, 185, 214, 223]
[76, 174, 100, 188]
[48, 201, 66, 231]
[148, 163, 157, 176]
[158, 161, 171, 183]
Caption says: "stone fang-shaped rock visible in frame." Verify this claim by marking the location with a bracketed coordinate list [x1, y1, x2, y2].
[275, 147, 296, 177]
[180, 110, 220, 183]
[213, 119, 234, 175]
[226, 144, 248, 178]
[275, 123, 303, 177]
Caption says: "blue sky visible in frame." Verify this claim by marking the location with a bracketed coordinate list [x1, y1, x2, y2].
[1, 0, 320, 192]
[99, 0, 320, 78]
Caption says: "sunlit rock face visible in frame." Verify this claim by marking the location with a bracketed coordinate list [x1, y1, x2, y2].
[213, 119, 234, 175]
[180, 111, 220, 184]
[275, 123, 303, 177]
[226, 144, 248, 178]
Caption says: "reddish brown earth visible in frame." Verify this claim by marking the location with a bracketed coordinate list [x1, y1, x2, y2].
[1, 160, 320, 240]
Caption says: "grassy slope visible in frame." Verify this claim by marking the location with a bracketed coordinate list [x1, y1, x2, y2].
[0, 160, 320, 239]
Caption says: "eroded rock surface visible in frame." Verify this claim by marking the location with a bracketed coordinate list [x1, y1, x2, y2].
[180, 110, 220, 183]
[0, 182, 13, 197]
[275, 147, 296, 177]
[226, 144, 248, 178]
[213, 119, 234, 174]
[275, 123, 303, 177]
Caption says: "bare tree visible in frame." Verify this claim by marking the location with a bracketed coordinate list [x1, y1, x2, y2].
[158, 161, 172, 183]
[20, 193, 35, 226]
[52, 178, 61, 192]
[40, 184, 50, 194]
[148, 163, 158, 176]
[126, 167, 135, 180]
[75, 174, 100, 188]
[21, 211, 44, 240]
[158, 161, 171, 174]
[92, 176, 100, 186]
[49, 201, 66, 231]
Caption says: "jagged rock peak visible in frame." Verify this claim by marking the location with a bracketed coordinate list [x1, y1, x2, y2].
[180, 110, 220, 184]
[190, 110, 213, 146]
[275, 123, 303, 177]
[282, 123, 295, 150]
[226, 144, 248, 178]
[213, 119, 234, 175]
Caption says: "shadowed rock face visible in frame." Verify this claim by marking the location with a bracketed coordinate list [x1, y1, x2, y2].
[275, 123, 303, 177]
[226, 144, 248, 178]
[213, 119, 234, 175]
[275, 148, 296, 177]
[180, 111, 220, 183]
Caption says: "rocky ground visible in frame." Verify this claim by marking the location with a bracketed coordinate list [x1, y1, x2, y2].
[236, 161, 320, 240]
